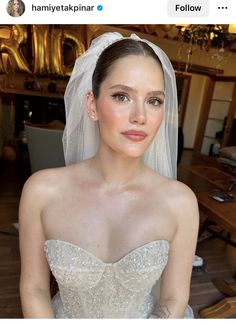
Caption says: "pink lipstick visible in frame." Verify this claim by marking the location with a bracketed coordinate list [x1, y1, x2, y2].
[121, 130, 147, 142]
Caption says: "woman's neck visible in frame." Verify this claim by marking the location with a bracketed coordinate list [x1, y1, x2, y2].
[90, 148, 145, 186]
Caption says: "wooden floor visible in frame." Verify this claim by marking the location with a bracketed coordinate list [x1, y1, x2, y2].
[0, 159, 27, 318]
[0, 151, 236, 318]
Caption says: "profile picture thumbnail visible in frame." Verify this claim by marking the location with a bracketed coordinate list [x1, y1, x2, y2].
[6, 0, 25, 17]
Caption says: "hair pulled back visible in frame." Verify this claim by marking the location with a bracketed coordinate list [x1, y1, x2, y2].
[92, 39, 162, 98]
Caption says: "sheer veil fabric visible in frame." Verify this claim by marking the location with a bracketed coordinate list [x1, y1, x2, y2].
[63, 32, 178, 179]
[61, 32, 192, 317]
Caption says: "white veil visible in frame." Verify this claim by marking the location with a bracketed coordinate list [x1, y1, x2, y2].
[63, 32, 178, 179]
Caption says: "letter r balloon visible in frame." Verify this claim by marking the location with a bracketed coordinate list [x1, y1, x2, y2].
[0, 25, 31, 75]
[0, 25, 86, 77]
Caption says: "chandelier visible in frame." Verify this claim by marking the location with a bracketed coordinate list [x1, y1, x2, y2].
[176, 24, 236, 71]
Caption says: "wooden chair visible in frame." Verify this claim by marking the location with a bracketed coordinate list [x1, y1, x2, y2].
[218, 146, 236, 173]
[199, 296, 236, 318]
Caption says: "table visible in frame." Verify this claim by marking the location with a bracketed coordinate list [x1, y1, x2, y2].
[178, 166, 236, 318]
[195, 191, 236, 318]
[197, 191, 236, 245]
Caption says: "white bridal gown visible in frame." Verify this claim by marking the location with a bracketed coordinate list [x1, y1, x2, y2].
[44, 239, 193, 318]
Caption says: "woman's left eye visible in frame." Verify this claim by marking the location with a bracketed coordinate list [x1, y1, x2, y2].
[147, 98, 163, 107]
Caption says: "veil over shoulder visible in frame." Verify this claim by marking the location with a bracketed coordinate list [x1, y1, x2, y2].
[54, 32, 191, 319]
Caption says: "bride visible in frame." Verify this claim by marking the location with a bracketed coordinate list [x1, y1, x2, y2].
[19, 32, 199, 318]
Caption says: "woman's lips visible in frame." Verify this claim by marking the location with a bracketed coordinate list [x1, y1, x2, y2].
[121, 130, 147, 142]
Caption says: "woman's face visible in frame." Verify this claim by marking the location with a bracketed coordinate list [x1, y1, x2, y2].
[13, 0, 20, 13]
[87, 54, 165, 158]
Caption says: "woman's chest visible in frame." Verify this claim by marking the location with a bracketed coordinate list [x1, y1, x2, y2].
[41, 188, 175, 262]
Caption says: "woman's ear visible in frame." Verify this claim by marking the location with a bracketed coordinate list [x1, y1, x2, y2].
[86, 91, 98, 121]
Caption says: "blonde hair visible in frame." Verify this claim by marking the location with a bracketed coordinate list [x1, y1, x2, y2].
[7, 0, 25, 17]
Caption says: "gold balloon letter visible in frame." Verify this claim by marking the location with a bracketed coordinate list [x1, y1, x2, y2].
[32, 25, 50, 75]
[50, 28, 85, 77]
[0, 25, 31, 74]
[50, 28, 64, 77]
[62, 30, 85, 77]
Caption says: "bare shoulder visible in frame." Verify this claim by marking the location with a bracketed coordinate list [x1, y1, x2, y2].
[164, 177, 199, 230]
[150, 172, 199, 224]
[20, 164, 77, 210]
[22, 166, 66, 196]
[149, 170, 197, 202]
[166, 178, 197, 207]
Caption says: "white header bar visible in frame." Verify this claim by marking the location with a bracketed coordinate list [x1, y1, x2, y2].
[168, 0, 209, 18]
[0, 0, 236, 24]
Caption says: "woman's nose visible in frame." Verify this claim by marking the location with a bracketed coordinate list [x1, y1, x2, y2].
[129, 102, 146, 125]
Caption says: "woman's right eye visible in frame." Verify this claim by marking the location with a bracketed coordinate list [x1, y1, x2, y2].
[111, 93, 129, 102]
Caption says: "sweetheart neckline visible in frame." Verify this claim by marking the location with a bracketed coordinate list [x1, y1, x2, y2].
[44, 238, 169, 266]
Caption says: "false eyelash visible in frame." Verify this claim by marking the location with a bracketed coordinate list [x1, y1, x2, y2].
[148, 97, 164, 106]
[111, 92, 129, 101]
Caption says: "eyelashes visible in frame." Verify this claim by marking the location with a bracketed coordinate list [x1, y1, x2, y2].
[111, 92, 164, 107]
[111, 92, 129, 102]
[147, 98, 164, 107]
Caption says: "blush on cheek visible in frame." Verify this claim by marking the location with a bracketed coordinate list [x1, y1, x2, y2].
[150, 109, 164, 134]
[97, 99, 125, 128]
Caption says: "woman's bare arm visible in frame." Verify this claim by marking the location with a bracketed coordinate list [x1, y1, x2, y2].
[155, 183, 199, 318]
[19, 172, 54, 318]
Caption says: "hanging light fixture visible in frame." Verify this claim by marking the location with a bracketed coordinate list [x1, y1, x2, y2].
[176, 24, 236, 50]
[228, 24, 236, 34]
[176, 24, 236, 71]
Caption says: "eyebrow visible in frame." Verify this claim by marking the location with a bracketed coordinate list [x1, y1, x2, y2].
[109, 84, 165, 97]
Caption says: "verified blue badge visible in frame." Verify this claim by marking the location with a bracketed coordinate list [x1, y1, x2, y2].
[97, 5, 103, 11]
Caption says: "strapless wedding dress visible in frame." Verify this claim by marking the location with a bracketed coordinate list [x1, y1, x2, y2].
[44, 239, 193, 318]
